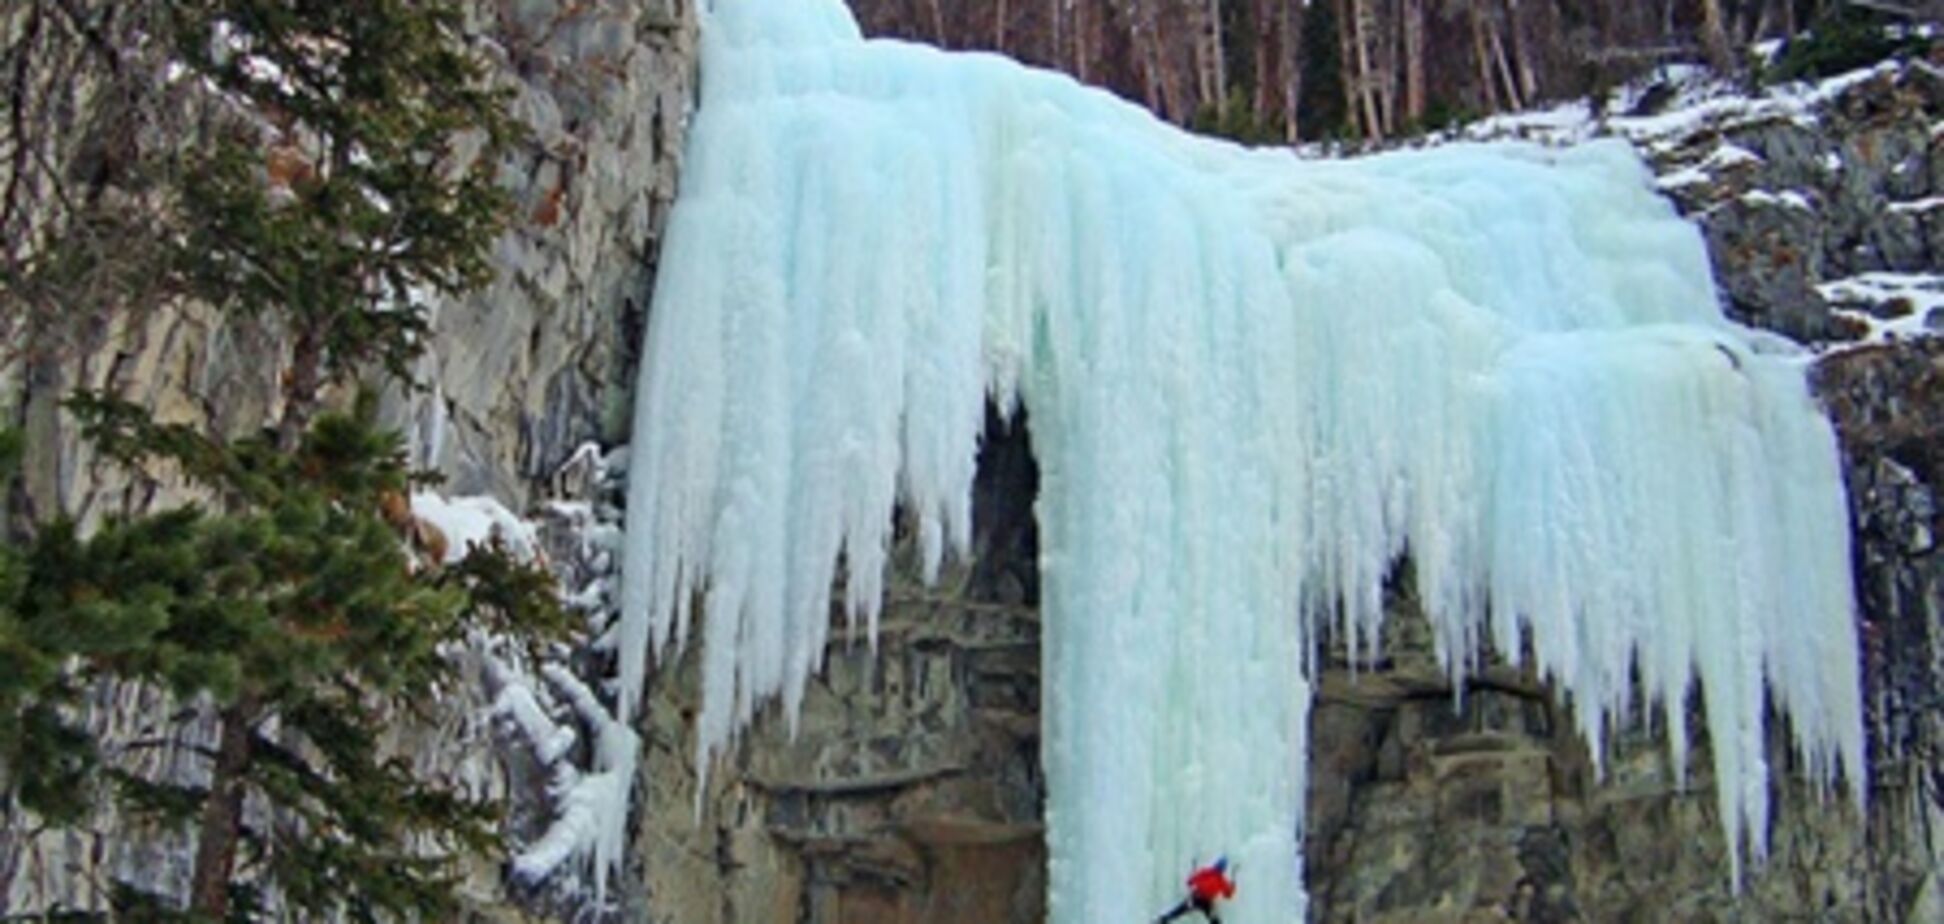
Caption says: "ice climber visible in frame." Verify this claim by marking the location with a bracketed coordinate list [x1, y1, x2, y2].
[1156, 856, 1236, 923]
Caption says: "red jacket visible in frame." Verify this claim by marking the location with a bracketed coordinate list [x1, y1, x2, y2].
[1187, 865, 1236, 902]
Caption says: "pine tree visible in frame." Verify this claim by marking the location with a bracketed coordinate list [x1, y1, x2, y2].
[6, 402, 571, 920]
[159, 0, 518, 444]
[1, 1, 573, 919]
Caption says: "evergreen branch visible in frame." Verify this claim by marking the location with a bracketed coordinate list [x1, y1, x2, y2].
[107, 768, 208, 826]
[246, 732, 334, 803]
[63, 391, 244, 493]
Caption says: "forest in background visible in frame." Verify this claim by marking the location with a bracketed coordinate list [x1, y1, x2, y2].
[847, 0, 1938, 142]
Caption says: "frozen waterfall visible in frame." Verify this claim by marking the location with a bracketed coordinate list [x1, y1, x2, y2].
[613, 0, 1864, 918]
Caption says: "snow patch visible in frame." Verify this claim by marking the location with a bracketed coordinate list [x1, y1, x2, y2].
[1471, 59, 1901, 152]
[1820, 273, 1944, 347]
[1889, 196, 1944, 213]
[493, 675, 576, 767]
[504, 665, 637, 900]
[1656, 142, 1765, 191]
[1706, 143, 1763, 169]
[1466, 99, 1596, 144]
[486, 656, 638, 906]
[410, 492, 540, 563]
[1741, 188, 1815, 211]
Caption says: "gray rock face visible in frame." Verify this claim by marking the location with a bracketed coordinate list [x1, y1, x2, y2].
[1816, 340, 1944, 924]
[1698, 181, 1830, 341]
[1303, 598, 1892, 923]
[397, 0, 695, 508]
[633, 416, 1046, 923]
[1653, 64, 1944, 344]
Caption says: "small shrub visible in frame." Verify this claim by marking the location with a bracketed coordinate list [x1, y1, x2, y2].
[1193, 88, 1287, 146]
[1763, 8, 1933, 86]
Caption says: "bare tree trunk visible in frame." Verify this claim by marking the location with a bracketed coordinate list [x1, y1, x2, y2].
[1139, 1, 1191, 122]
[1211, 0, 1228, 107]
[275, 325, 325, 450]
[1374, 0, 1396, 136]
[1191, 0, 1228, 116]
[1337, 0, 1368, 135]
[1049, 0, 1065, 72]
[189, 697, 258, 920]
[1488, 12, 1524, 110]
[994, 0, 1009, 51]
[1072, 0, 1091, 83]
[1699, 0, 1736, 73]
[1335, 0, 1356, 126]
[1509, 1, 1539, 105]
[922, 0, 946, 45]
[1283, 0, 1304, 141]
[1349, 0, 1384, 139]
[1130, 0, 1166, 115]
[1402, 0, 1425, 126]
[1471, 2, 1501, 113]
[1253, 0, 1277, 126]
[1337, 0, 1363, 133]
[1761, 2, 1775, 42]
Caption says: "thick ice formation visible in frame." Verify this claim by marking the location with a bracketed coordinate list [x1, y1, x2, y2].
[616, 0, 1864, 917]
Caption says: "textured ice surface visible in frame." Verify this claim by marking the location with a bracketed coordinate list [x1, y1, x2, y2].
[617, 0, 1863, 916]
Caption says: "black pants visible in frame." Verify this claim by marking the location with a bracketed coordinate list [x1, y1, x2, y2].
[1157, 895, 1219, 923]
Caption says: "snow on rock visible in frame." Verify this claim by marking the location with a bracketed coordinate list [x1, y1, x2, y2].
[1468, 59, 1902, 151]
[470, 441, 637, 909]
[618, 0, 1865, 917]
[502, 664, 638, 901]
[1821, 272, 1944, 345]
[1464, 98, 1597, 144]
[483, 646, 637, 908]
[1471, 50, 1940, 352]
[1741, 188, 1815, 211]
[1656, 142, 1765, 191]
[410, 492, 541, 563]
[493, 676, 577, 767]
[1889, 195, 1944, 214]
[1704, 142, 1764, 169]
[406, 479, 632, 904]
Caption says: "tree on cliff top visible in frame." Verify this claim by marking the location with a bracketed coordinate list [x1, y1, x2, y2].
[1, 2, 572, 920]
